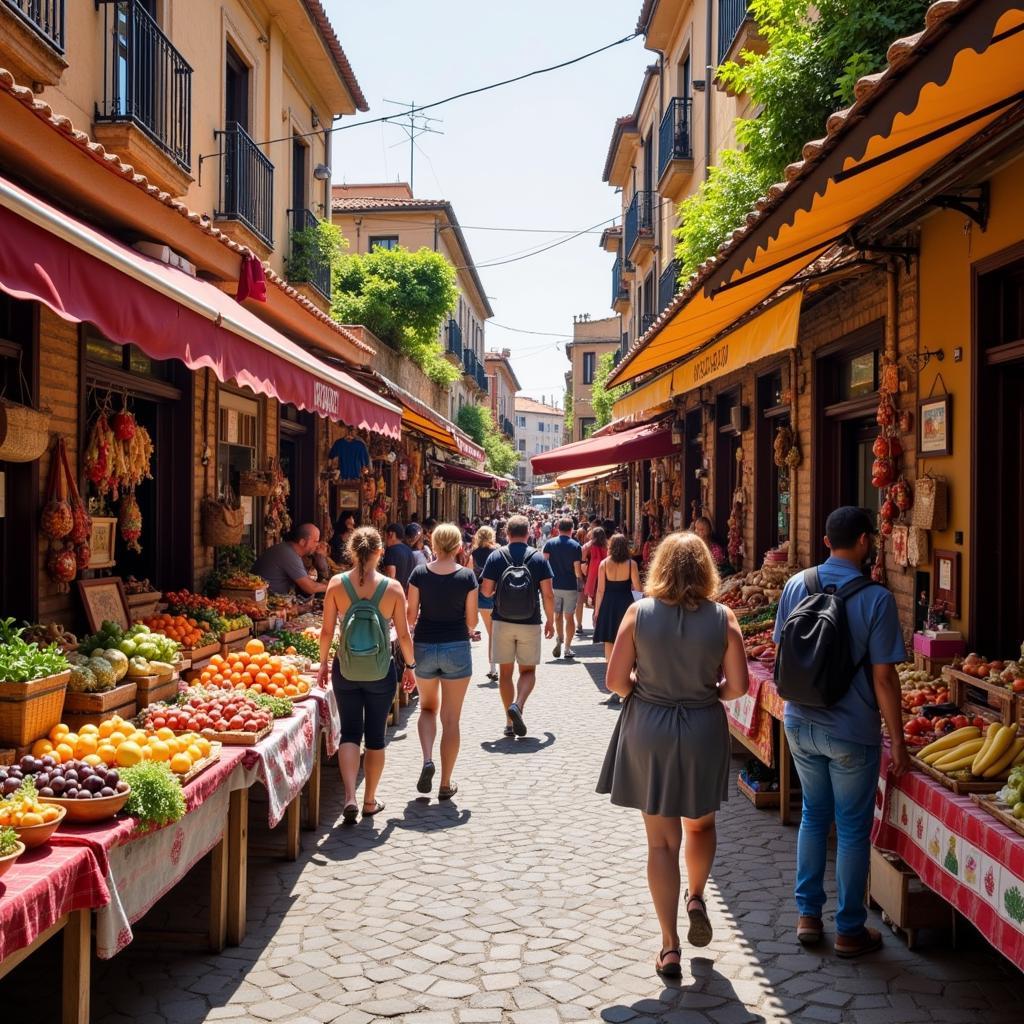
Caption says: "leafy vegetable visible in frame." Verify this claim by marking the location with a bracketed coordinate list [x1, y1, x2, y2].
[267, 630, 320, 660]
[118, 762, 186, 828]
[248, 692, 294, 719]
[0, 825, 20, 857]
[0, 618, 69, 683]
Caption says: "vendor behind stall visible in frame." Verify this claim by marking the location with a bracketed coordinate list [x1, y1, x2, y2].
[252, 523, 328, 596]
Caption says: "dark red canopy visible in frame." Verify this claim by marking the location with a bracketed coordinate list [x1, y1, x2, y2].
[531, 421, 675, 474]
[436, 462, 499, 488]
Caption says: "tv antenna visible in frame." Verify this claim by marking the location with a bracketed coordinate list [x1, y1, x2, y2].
[383, 100, 444, 191]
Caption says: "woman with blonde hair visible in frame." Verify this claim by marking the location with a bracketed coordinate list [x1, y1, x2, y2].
[472, 525, 499, 679]
[318, 527, 416, 824]
[406, 522, 479, 800]
[596, 531, 748, 978]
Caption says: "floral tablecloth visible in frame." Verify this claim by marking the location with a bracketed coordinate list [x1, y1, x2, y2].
[725, 661, 780, 766]
[873, 748, 1024, 970]
[305, 684, 341, 756]
[0, 844, 108, 963]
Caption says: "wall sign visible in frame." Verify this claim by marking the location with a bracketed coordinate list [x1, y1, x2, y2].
[932, 548, 960, 617]
[918, 393, 952, 456]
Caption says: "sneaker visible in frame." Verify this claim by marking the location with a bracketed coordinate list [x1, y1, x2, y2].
[507, 702, 527, 737]
[553, 640, 562, 659]
[564, 645, 575, 659]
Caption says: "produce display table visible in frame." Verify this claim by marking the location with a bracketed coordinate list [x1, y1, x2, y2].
[873, 748, 1024, 970]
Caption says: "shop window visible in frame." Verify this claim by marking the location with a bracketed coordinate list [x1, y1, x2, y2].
[217, 390, 260, 548]
[715, 390, 741, 536]
[755, 368, 790, 561]
[83, 326, 172, 380]
[518, 439, 526, 451]
[682, 407, 703, 526]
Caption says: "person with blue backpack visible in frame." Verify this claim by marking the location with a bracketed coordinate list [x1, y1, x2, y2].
[773, 506, 909, 958]
[317, 527, 416, 825]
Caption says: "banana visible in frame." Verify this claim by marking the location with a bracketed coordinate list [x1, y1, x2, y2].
[941, 748, 991, 771]
[971, 723, 1003, 775]
[974, 725, 1014, 776]
[934, 739, 985, 769]
[918, 726, 981, 760]
[982, 736, 1024, 778]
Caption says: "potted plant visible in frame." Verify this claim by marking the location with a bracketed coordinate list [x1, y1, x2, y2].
[0, 618, 71, 747]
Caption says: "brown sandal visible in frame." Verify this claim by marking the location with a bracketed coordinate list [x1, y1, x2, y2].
[685, 891, 712, 947]
[655, 947, 682, 979]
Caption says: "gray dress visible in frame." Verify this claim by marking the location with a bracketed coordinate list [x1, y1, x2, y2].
[596, 598, 730, 818]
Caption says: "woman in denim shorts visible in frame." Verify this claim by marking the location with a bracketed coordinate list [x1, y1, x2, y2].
[406, 523, 479, 800]
[471, 525, 499, 679]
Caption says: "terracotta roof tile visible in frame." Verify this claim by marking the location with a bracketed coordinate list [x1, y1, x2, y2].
[301, 0, 369, 112]
[515, 396, 563, 416]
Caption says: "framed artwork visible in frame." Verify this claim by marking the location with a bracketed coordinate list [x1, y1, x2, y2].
[77, 577, 130, 633]
[87, 516, 118, 570]
[336, 486, 359, 509]
[918, 394, 952, 456]
[932, 549, 960, 618]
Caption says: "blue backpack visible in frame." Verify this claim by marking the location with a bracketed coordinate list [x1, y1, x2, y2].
[336, 576, 391, 681]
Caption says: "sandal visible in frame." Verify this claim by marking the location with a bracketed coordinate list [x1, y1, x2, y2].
[438, 782, 458, 800]
[685, 890, 713, 948]
[342, 803, 358, 825]
[655, 947, 682, 979]
[361, 801, 385, 817]
[797, 915, 824, 946]
[834, 927, 883, 959]
[417, 761, 435, 794]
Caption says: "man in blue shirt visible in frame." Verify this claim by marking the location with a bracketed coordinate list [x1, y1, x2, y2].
[773, 506, 908, 958]
[543, 517, 583, 659]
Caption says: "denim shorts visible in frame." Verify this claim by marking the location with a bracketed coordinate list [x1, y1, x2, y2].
[478, 592, 495, 611]
[413, 640, 473, 680]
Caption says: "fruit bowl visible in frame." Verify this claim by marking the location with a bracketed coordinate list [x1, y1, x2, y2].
[43, 786, 131, 823]
[0, 840, 26, 879]
[12, 804, 66, 848]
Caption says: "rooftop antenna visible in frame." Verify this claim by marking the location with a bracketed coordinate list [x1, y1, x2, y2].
[382, 100, 444, 192]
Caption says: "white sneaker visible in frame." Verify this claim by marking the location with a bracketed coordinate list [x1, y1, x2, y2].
[564, 645, 575, 659]
[553, 640, 562, 658]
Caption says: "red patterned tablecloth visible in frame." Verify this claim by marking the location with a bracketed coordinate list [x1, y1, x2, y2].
[725, 660, 780, 766]
[0, 844, 108, 962]
[306, 684, 341, 756]
[873, 749, 1024, 970]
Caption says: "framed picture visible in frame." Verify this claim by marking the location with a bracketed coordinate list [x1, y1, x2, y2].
[87, 516, 118, 570]
[932, 548, 960, 618]
[77, 577, 131, 633]
[336, 486, 359, 509]
[918, 394, 952, 456]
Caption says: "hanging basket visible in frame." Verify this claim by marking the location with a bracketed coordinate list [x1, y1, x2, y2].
[0, 399, 50, 463]
[239, 470, 272, 497]
[201, 498, 245, 547]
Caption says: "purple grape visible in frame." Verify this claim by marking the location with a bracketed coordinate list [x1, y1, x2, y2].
[2, 778, 20, 795]
[40, 755, 55, 768]
[76, 790, 93, 800]
[83, 776, 103, 793]
[99, 787, 114, 798]
[50, 778, 66, 795]
[38, 787, 54, 797]
[115, 782, 129, 794]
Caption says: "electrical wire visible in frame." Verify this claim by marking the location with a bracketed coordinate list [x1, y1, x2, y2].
[457, 214, 621, 270]
[489, 323, 573, 337]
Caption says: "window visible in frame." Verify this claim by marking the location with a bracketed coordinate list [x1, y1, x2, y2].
[516, 415, 526, 428]
[217, 390, 260, 549]
[582, 351, 597, 385]
[579, 416, 596, 438]
[369, 236, 399, 251]
[518, 439, 526, 451]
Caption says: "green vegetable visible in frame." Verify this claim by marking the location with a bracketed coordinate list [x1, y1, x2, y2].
[0, 618, 68, 683]
[266, 630, 320, 660]
[248, 691, 294, 719]
[118, 762, 186, 828]
[0, 825, 20, 857]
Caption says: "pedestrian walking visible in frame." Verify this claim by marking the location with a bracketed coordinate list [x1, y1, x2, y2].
[597, 531, 748, 977]
[317, 527, 416, 824]
[406, 523, 478, 801]
[472, 525, 499, 679]
[480, 514, 555, 738]
[405, 522, 428, 567]
[773, 506, 908, 957]
[382, 522, 416, 592]
[574, 522, 589, 636]
[543, 516, 583, 659]
[593, 533, 641, 703]
[582, 525, 608, 615]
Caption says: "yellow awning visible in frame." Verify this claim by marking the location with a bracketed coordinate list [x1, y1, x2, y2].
[535, 479, 562, 492]
[555, 464, 621, 488]
[613, 292, 802, 420]
[610, 5, 1024, 385]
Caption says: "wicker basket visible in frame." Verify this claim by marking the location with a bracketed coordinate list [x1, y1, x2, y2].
[239, 471, 272, 497]
[202, 499, 244, 547]
[0, 670, 71, 747]
[0, 399, 50, 463]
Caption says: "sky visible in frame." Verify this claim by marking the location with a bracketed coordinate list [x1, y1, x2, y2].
[323, 0, 652, 403]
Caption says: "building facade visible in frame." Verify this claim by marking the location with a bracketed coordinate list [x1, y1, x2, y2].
[484, 348, 520, 443]
[515, 396, 564, 492]
[565, 315, 621, 441]
[330, 183, 494, 422]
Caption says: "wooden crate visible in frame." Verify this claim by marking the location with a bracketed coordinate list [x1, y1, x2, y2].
[914, 652, 956, 678]
[134, 674, 179, 709]
[221, 586, 268, 610]
[125, 590, 161, 621]
[970, 793, 1024, 839]
[63, 682, 137, 717]
[737, 772, 780, 809]
[910, 754, 1005, 794]
[870, 848, 952, 941]
[943, 667, 1017, 727]
[178, 641, 220, 664]
[0, 749, 15, 766]
[63, 699, 136, 729]
[201, 723, 273, 746]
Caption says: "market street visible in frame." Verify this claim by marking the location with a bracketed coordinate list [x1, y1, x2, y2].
[4, 627, 1023, 1024]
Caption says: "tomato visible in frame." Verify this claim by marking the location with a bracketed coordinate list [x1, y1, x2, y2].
[973, 716, 987, 728]
[904, 718, 926, 736]
[1014, 679, 1024, 693]
[951, 715, 969, 729]
[228, 715, 245, 730]
[910, 693, 928, 707]
[152, 716, 166, 729]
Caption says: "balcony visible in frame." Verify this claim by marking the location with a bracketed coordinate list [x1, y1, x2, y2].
[658, 259, 680, 315]
[640, 312, 658, 337]
[624, 190, 655, 261]
[501, 416, 515, 438]
[446, 319, 463, 358]
[287, 208, 331, 302]
[0, 0, 66, 88]
[657, 97, 694, 201]
[716, 0, 767, 93]
[611, 257, 629, 314]
[215, 122, 274, 249]
[476, 365, 488, 393]
[94, 1, 193, 195]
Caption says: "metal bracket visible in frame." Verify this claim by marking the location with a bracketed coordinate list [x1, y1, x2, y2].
[930, 183, 990, 231]
[849, 234, 919, 274]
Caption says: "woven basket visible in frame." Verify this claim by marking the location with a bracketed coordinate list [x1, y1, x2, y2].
[0, 670, 71, 747]
[0, 399, 50, 463]
[239, 471, 272, 497]
[202, 499, 245, 547]
[910, 475, 948, 531]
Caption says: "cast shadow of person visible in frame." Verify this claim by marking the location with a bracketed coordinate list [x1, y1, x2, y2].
[480, 731, 556, 755]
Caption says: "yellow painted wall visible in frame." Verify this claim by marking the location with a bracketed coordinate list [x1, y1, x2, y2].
[917, 153, 1024, 637]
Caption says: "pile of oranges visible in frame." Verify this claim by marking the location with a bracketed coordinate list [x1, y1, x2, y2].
[142, 614, 213, 649]
[33, 718, 213, 775]
[196, 638, 311, 698]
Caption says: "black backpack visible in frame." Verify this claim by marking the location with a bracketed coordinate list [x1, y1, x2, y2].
[774, 568, 878, 708]
[495, 546, 538, 621]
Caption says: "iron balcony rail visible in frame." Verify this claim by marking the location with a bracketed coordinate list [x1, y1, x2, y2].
[658, 97, 693, 180]
[611, 256, 628, 306]
[95, 0, 192, 170]
[462, 346, 478, 378]
[641, 312, 658, 336]
[4, 0, 64, 52]
[215, 122, 273, 246]
[287, 208, 331, 301]
[477, 366, 488, 393]
[719, 0, 749, 64]
[658, 258, 681, 315]
[624, 190, 654, 256]
[446, 319, 463, 355]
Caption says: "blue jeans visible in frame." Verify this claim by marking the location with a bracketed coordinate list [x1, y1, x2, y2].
[784, 720, 881, 936]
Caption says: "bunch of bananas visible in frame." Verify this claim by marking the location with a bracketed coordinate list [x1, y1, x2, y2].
[917, 723, 1024, 780]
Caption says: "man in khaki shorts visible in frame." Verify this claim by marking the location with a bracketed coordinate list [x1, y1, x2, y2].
[480, 515, 554, 738]
[543, 517, 583, 658]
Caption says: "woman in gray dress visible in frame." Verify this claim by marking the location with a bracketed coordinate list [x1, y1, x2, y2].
[597, 531, 748, 978]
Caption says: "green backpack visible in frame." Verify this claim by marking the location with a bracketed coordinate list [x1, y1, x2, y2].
[336, 575, 392, 681]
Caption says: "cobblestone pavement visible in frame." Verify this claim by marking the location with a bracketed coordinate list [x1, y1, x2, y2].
[5, 621, 1024, 1023]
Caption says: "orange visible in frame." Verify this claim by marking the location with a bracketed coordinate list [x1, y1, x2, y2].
[270, 673, 287, 687]
[255, 672, 270, 687]
[31, 738, 54, 757]
[147, 740, 170, 762]
[245, 638, 265, 656]
[108, 731, 127, 746]
[156, 727, 175, 741]
[200, 671, 212, 685]
[115, 741, 144, 767]
[284, 684, 298, 697]
[169, 752, 192, 774]
[96, 743, 118, 765]
[82, 753, 104, 767]
[249, 683, 263, 693]
[75, 734, 99, 757]
[98, 720, 116, 739]
[128, 731, 148, 746]
[186, 743, 203, 761]
[79, 723, 99, 735]
[196, 738, 212, 757]
[55, 742, 74, 763]
[50, 723, 70, 742]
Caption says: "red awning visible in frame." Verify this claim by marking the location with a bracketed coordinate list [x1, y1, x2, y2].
[0, 174, 401, 437]
[531, 421, 676, 474]
[436, 462, 498, 488]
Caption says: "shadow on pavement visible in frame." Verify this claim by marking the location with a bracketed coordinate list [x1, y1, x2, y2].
[480, 731, 556, 754]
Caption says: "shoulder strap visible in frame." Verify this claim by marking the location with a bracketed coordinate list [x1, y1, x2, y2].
[340, 574, 358, 603]
[837, 574, 877, 600]
[370, 578, 389, 607]
[803, 567, 821, 595]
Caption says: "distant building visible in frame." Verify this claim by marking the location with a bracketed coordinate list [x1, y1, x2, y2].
[515, 396, 564, 492]
[566, 315, 621, 441]
[485, 348, 521, 444]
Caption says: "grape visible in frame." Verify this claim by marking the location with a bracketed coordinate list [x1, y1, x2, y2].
[2, 778, 20, 795]
[38, 787, 54, 797]
[115, 782, 129, 794]
[76, 790, 93, 800]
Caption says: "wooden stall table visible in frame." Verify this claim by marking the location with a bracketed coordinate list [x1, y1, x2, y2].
[299, 685, 342, 831]
[0, 844, 109, 1024]
[873, 748, 1024, 969]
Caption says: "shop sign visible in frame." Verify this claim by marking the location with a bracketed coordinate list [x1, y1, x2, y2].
[455, 434, 485, 463]
[313, 380, 341, 419]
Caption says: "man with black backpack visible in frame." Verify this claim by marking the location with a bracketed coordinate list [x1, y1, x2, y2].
[480, 515, 555, 738]
[773, 506, 908, 959]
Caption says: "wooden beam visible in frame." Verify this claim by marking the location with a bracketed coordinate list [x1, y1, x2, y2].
[227, 787, 249, 946]
[62, 909, 90, 1024]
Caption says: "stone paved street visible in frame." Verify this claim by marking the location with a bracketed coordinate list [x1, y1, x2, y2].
[5, 622, 1024, 1023]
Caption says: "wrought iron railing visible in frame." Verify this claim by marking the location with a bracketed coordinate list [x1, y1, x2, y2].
[658, 97, 692, 180]
[659, 258, 681, 314]
[611, 256, 628, 306]
[287, 208, 330, 300]
[215, 122, 274, 246]
[462, 347, 478, 380]
[4, 0, 64, 52]
[476, 365, 488, 393]
[95, 0, 192, 170]
[446, 319, 462, 355]
[624, 190, 654, 256]
[718, 0, 749, 64]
